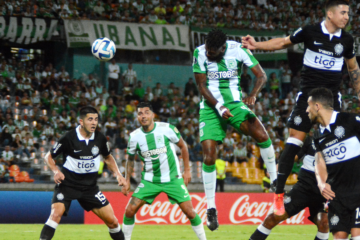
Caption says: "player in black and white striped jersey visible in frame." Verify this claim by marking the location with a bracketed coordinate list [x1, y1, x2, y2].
[39, 106, 128, 240]
[242, 0, 360, 216]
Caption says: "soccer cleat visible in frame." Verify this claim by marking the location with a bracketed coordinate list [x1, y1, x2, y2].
[206, 208, 219, 231]
[273, 193, 285, 216]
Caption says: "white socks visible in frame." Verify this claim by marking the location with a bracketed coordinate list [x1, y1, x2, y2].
[316, 231, 329, 240]
[260, 145, 277, 183]
[258, 224, 271, 236]
[192, 224, 207, 240]
[45, 219, 58, 229]
[202, 169, 216, 209]
[122, 223, 135, 240]
[109, 224, 121, 233]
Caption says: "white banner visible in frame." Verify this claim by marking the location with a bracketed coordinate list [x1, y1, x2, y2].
[64, 20, 190, 52]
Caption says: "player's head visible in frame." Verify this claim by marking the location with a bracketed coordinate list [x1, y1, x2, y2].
[137, 102, 154, 128]
[79, 106, 99, 134]
[205, 29, 227, 62]
[306, 88, 334, 124]
[325, 0, 349, 29]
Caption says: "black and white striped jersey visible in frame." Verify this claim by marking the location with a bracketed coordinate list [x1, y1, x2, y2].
[313, 111, 360, 197]
[51, 126, 111, 189]
[290, 21, 355, 92]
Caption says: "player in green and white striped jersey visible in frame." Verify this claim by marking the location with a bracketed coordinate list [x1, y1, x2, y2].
[121, 102, 206, 240]
[193, 29, 277, 231]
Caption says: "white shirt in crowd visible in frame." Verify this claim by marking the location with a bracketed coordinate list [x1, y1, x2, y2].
[108, 63, 120, 79]
[122, 69, 137, 85]
[2, 150, 14, 162]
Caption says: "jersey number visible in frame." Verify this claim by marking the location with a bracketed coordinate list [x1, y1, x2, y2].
[95, 191, 107, 204]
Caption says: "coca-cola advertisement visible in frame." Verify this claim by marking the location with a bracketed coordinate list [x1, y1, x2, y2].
[85, 192, 311, 225]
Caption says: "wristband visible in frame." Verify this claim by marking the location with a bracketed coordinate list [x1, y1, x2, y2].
[215, 102, 226, 116]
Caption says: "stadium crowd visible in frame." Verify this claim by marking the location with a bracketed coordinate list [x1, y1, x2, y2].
[0, 0, 359, 34]
[0, 52, 357, 183]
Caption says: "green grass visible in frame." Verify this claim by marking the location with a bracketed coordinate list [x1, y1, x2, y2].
[0, 224, 337, 240]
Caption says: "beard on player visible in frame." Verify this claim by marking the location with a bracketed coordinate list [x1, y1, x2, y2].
[205, 46, 225, 62]
[81, 113, 98, 134]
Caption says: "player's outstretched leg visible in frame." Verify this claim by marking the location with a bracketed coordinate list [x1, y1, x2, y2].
[201, 140, 219, 231]
[39, 203, 64, 240]
[122, 197, 146, 240]
[179, 201, 207, 240]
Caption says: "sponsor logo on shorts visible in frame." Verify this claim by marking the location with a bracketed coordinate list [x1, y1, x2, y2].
[330, 215, 339, 225]
[57, 193, 64, 201]
[200, 129, 204, 137]
[134, 188, 140, 193]
[199, 122, 205, 129]
[138, 183, 144, 188]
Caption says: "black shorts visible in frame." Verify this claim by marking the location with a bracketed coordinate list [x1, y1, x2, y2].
[287, 90, 342, 133]
[284, 181, 326, 224]
[328, 195, 360, 234]
[51, 184, 109, 216]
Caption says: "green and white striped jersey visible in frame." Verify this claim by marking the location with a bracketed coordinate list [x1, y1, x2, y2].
[127, 122, 182, 183]
[192, 40, 259, 109]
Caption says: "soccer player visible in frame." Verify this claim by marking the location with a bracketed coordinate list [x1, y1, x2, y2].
[250, 133, 329, 240]
[242, 0, 360, 215]
[39, 106, 127, 240]
[122, 102, 206, 240]
[307, 88, 360, 239]
[193, 29, 277, 230]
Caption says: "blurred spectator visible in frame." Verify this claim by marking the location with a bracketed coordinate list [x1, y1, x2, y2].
[153, 82, 163, 98]
[281, 64, 292, 98]
[240, 68, 252, 94]
[216, 157, 226, 192]
[184, 78, 198, 97]
[233, 142, 247, 163]
[0, 127, 12, 147]
[133, 81, 145, 100]
[108, 59, 120, 94]
[269, 72, 280, 96]
[1, 145, 14, 166]
[122, 63, 137, 87]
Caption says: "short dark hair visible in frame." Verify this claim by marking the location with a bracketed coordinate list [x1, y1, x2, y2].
[206, 29, 227, 50]
[80, 106, 99, 119]
[137, 102, 153, 111]
[308, 88, 334, 109]
[325, 0, 349, 11]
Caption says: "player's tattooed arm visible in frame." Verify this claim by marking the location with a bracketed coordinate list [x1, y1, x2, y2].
[125, 154, 135, 182]
[345, 57, 360, 98]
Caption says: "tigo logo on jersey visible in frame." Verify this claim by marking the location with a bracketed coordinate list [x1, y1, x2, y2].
[78, 160, 96, 172]
[314, 56, 336, 69]
[207, 70, 238, 79]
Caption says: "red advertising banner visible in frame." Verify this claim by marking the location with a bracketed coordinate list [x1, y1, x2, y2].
[85, 192, 311, 225]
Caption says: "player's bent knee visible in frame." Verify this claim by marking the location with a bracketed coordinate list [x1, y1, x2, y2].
[317, 218, 329, 232]
[184, 208, 196, 220]
[106, 217, 119, 229]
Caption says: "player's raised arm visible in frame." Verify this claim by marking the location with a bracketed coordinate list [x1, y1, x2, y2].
[345, 57, 360, 99]
[44, 151, 64, 184]
[244, 64, 267, 106]
[241, 35, 293, 51]
[176, 137, 191, 186]
[314, 151, 335, 200]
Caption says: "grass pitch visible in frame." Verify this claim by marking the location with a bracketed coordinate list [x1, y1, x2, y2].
[0, 224, 336, 240]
